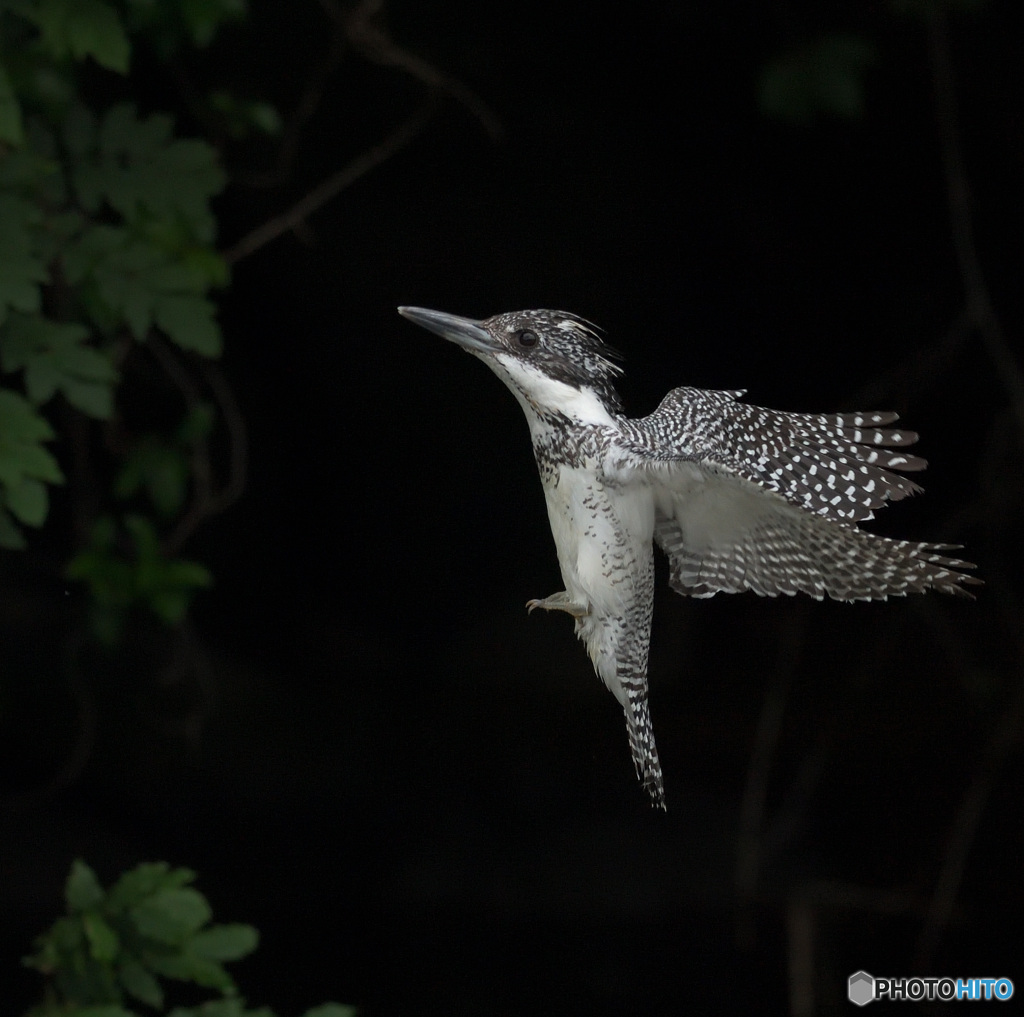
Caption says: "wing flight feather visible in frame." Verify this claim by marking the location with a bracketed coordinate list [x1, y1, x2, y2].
[610, 388, 980, 602]
[618, 387, 925, 523]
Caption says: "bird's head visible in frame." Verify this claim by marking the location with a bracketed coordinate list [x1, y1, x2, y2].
[398, 306, 624, 422]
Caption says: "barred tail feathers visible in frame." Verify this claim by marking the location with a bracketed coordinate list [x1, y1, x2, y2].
[622, 678, 666, 809]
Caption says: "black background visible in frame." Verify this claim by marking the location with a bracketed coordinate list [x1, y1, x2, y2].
[2, 1, 1021, 1014]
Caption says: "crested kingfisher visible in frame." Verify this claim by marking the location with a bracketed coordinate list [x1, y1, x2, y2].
[398, 306, 979, 809]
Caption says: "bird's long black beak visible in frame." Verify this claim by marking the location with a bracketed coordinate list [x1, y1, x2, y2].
[398, 306, 497, 355]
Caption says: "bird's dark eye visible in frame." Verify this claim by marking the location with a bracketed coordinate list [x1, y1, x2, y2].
[515, 329, 538, 348]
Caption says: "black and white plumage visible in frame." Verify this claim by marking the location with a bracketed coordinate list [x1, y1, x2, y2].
[398, 306, 980, 809]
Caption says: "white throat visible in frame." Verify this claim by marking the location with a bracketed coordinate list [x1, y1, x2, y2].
[488, 354, 618, 428]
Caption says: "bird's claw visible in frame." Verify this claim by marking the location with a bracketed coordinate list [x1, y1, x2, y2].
[526, 593, 589, 618]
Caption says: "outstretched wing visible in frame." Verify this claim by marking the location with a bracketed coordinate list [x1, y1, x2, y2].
[651, 468, 978, 600]
[620, 387, 926, 523]
[614, 388, 980, 601]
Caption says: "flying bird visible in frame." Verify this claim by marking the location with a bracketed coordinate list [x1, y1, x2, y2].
[399, 306, 980, 808]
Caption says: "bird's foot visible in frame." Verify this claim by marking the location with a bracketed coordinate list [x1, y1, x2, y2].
[526, 591, 589, 618]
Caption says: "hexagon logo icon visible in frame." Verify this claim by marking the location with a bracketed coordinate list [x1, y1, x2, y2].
[848, 971, 875, 1006]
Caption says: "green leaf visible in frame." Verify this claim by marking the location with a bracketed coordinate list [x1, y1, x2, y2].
[190, 924, 258, 962]
[182, 247, 230, 288]
[67, 516, 212, 629]
[100, 102, 172, 158]
[245, 101, 281, 136]
[180, 0, 247, 47]
[167, 1001, 251, 1017]
[0, 59, 24, 145]
[0, 388, 58, 442]
[30, 210, 86, 266]
[62, 376, 115, 417]
[73, 104, 224, 232]
[51, 913, 86, 951]
[178, 403, 216, 443]
[115, 441, 189, 516]
[72, 1008, 139, 1017]
[61, 221, 223, 348]
[124, 512, 160, 559]
[66, 860, 105, 911]
[0, 194, 48, 326]
[154, 294, 222, 356]
[130, 887, 212, 944]
[165, 559, 214, 588]
[147, 588, 190, 625]
[0, 142, 57, 192]
[4, 475, 48, 525]
[61, 224, 131, 281]
[0, 315, 85, 372]
[209, 91, 281, 139]
[84, 912, 120, 961]
[106, 862, 196, 912]
[0, 505, 26, 549]
[144, 951, 234, 991]
[119, 957, 164, 1008]
[0, 314, 117, 418]
[144, 454, 187, 516]
[36, 0, 131, 73]
[0, 389, 62, 530]
[67, 547, 134, 611]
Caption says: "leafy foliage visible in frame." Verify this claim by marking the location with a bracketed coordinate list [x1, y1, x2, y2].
[0, 387, 63, 540]
[67, 514, 213, 643]
[1, 314, 117, 415]
[24, 860, 356, 1017]
[32, 0, 131, 73]
[0, 0, 242, 636]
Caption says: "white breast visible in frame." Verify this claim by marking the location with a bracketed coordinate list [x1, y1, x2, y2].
[542, 464, 655, 617]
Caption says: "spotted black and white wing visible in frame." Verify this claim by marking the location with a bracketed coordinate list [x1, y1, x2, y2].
[617, 387, 980, 601]
[622, 387, 930, 522]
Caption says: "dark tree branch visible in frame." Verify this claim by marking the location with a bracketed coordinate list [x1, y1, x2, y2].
[222, 103, 432, 265]
[340, 0, 503, 142]
[198, 359, 248, 519]
[224, 0, 501, 263]
[927, 10, 1024, 437]
[241, 10, 350, 189]
[145, 337, 248, 557]
[905, 9, 1024, 967]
